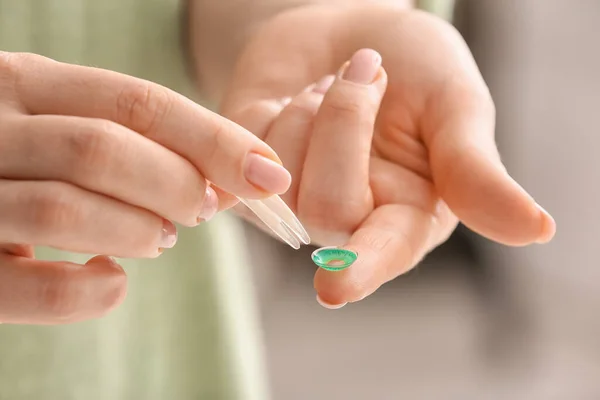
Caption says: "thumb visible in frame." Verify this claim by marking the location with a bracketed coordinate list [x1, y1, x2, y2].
[424, 83, 555, 246]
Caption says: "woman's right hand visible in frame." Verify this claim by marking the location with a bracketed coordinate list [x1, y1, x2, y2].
[0, 52, 292, 324]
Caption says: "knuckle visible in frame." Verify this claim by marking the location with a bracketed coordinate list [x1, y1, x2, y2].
[0, 51, 19, 75]
[0, 52, 41, 74]
[203, 118, 228, 170]
[0, 52, 24, 94]
[324, 93, 363, 120]
[116, 81, 173, 134]
[27, 184, 79, 233]
[0, 51, 48, 83]
[65, 120, 119, 170]
[0, 52, 57, 104]
[322, 91, 377, 133]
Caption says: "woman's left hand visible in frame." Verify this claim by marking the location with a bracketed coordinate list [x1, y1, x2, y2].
[217, 4, 556, 308]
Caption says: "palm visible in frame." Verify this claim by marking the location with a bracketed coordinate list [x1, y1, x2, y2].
[221, 4, 553, 305]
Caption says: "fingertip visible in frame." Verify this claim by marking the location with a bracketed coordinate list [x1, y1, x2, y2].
[85, 255, 128, 312]
[85, 254, 121, 269]
[197, 185, 219, 223]
[316, 294, 347, 310]
[535, 204, 556, 244]
[212, 186, 239, 211]
[244, 152, 292, 195]
[314, 268, 368, 305]
[339, 48, 382, 85]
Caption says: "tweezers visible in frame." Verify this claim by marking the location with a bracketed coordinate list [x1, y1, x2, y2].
[237, 195, 310, 249]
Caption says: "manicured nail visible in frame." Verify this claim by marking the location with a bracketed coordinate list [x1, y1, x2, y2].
[341, 48, 382, 85]
[316, 294, 347, 310]
[197, 186, 218, 223]
[535, 204, 556, 244]
[160, 219, 178, 250]
[312, 75, 335, 94]
[303, 82, 317, 92]
[278, 96, 292, 107]
[244, 153, 292, 194]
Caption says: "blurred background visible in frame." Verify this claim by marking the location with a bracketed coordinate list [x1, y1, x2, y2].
[240, 1, 600, 398]
[0, 0, 597, 399]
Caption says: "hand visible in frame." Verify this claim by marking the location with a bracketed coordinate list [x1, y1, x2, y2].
[0, 52, 291, 324]
[220, 4, 556, 307]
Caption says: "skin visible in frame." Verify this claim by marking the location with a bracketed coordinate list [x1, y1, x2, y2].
[191, 1, 556, 307]
[0, 52, 292, 324]
[0, 0, 557, 323]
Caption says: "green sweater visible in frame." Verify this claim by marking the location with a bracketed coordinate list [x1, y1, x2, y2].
[0, 1, 268, 399]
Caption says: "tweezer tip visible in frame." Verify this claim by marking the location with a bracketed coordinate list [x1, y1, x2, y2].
[280, 222, 301, 249]
[282, 220, 311, 246]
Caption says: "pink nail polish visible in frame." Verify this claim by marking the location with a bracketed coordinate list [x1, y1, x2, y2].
[160, 220, 178, 249]
[316, 294, 347, 310]
[535, 204, 556, 244]
[341, 48, 382, 85]
[197, 186, 218, 223]
[278, 96, 292, 107]
[244, 153, 292, 194]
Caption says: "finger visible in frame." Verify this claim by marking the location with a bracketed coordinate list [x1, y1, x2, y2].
[314, 204, 447, 307]
[0, 180, 176, 257]
[0, 243, 34, 258]
[422, 75, 555, 246]
[1, 114, 216, 226]
[218, 96, 292, 212]
[264, 76, 334, 208]
[370, 157, 459, 246]
[7, 53, 291, 198]
[0, 254, 126, 324]
[226, 97, 292, 140]
[299, 49, 387, 229]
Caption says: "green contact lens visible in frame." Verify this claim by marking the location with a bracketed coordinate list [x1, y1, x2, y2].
[311, 247, 358, 271]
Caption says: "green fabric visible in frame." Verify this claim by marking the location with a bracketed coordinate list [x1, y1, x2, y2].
[0, 1, 269, 399]
[418, 0, 455, 21]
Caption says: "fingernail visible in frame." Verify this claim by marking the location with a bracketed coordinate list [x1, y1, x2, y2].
[159, 219, 178, 250]
[303, 82, 317, 92]
[278, 96, 292, 107]
[536, 204, 556, 244]
[316, 294, 347, 310]
[341, 48, 382, 85]
[244, 153, 292, 194]
[312, 75, 335, 94]
[197, 186, 218, 223]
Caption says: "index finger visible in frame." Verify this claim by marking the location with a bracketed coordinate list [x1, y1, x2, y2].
[6, 52, 291, 198]
[299, 49, 387, 230]
[313, 204, 448, 307]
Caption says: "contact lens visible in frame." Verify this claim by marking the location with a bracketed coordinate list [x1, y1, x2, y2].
[311, 247, 358, 271]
